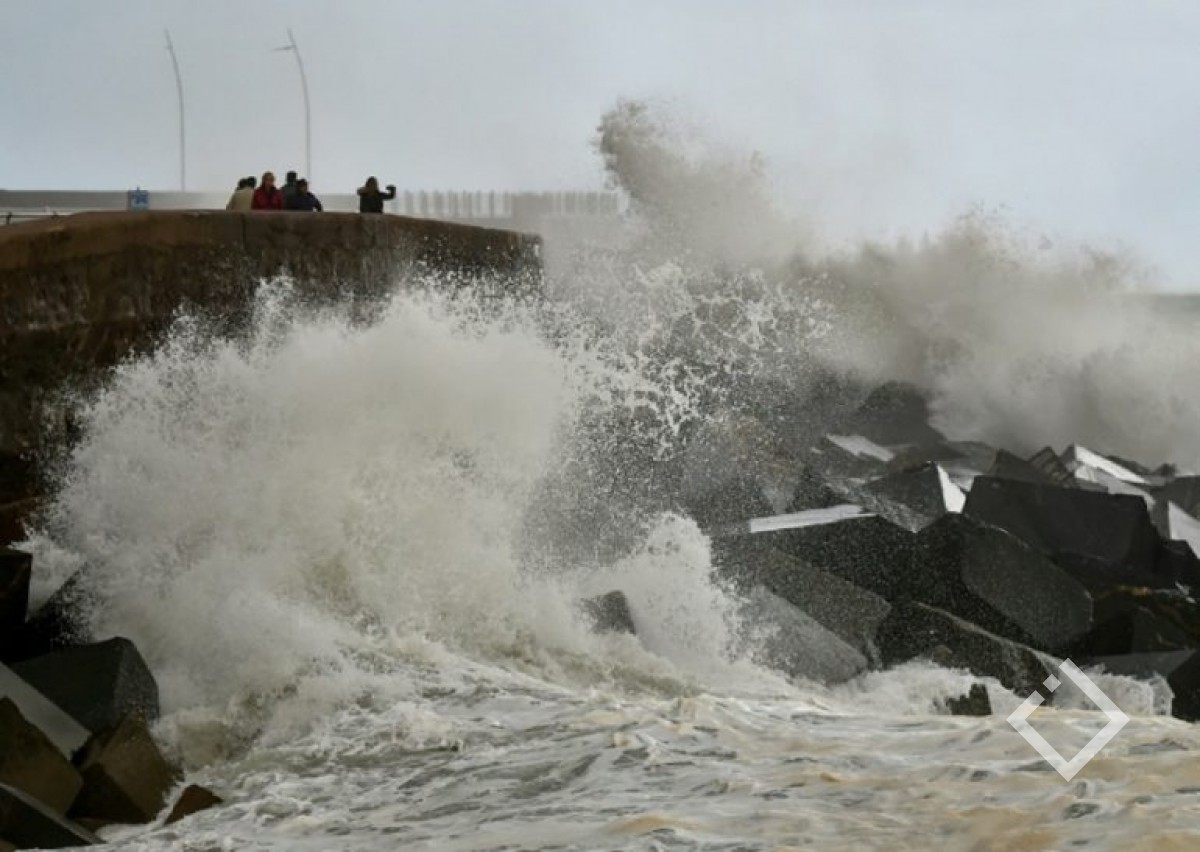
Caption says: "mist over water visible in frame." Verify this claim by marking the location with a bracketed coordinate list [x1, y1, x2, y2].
[19, 101, 1200, 848]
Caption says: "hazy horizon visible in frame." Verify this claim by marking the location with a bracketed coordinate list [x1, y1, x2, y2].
[5, 1, 1200, 286]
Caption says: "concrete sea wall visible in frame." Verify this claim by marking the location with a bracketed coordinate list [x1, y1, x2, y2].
[0, 210, 542, 525]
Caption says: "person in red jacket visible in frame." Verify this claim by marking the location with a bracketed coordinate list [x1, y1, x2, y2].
[251, 171, 284, 210]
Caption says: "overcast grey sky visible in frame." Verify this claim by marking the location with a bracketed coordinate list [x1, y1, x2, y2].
[4, 1, 1200, 285]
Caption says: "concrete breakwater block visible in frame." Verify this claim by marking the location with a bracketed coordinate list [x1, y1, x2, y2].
[856, 462, 965, 532]
[164, 784, 222, 826]
[0, 550, 30, 656]
[940, 683, 992, 716]
[753, 513, 917, 602]
[0, 665, 90, 757]
[1076, 587, 1200, 656]
[714, 541, 890, 661]
[70, 714, 181, 827]
[833, 381, 945, 447]
[580, 591, 636, 636]
[964, 476, 1161, 581]
[908, 514, 1093, 655]
[0, 698, 82, 815]
[4, 570, 89, 664]
[10, 638, 159, 733]
[0, 782, 98, 848]
[876, 601, 1056, 698]
[738, 585, 867, 684]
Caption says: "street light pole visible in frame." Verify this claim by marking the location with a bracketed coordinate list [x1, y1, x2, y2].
[164, 29, 186, 190]
[275, 28, 311, 179]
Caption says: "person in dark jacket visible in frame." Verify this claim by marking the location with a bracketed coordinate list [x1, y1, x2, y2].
[281, 171, 300, 208]
[357, 176, 396, 213]
[252, 171, 284, 210]
[287, 178, 323, 212]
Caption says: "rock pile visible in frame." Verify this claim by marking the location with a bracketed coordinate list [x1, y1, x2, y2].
[0, 548, 219, 848]
[615, 381, 1200, 720]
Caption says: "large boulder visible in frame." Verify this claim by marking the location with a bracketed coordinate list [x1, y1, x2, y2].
[0, 698, 82, 815]
[0, 783, 98, 849]
[1157, 476, 1200, 519]
[907, 515, 1093, 654]
[747, 512, 918, 602]
[579, 591, 636, 636]
[717, 543, 890, 660]
[964, 476, 1161, 582]
[69, 714, 180, 826]
[0, 550, 30, 656]
[5, 571, 90, 663]
[855, 462, 965, 532]
[876, 601, 1056, 697]
[987, 449, 1063, 487]
[10, 638, 159, 733]
[1076, 587, 1200, 656]
[0, 665, 90, 757]
[1086, 650, 1200, 722]
[164, 784, 222, 826]
[833, 382, 944, 447]
[738, 586, 868, 684]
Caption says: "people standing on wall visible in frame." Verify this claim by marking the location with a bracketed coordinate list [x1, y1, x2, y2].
[251, 172, 284, 210]
[226, 176, 256, 211]
[281, 171, 300, 209]
[287, 178, 324, 212]
[357, 176, 396, 213]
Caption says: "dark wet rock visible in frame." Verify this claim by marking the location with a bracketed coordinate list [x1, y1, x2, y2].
[0, 550, 30, 655]
[908, 515, 1093, 654]
[988, 449, 1063, 487]
[1075, 587, 1200, 656]
[1078, 601, 1195, 657]
[806, 435, 893, 481]
[1026, 447, 1080, 488]
[0, 698, 82, 815]
[750, 513, 918, 602]
[11, 638, 159, 733]
[1150, 501, 1200, 552]
[580, 591, 636, 636]
[876, 601, 1056, 697]
[856, 462, 964, 532]
[164, 784, 222, 826]
[0, 782, 99, 848]
[785, 465, 854, 514]
[677, 416, 795, 528]
[963, 476, 1161, 581]
[738, 586, 868, 684]
[5, 571, 90, 663]
[0, 664, 90, 758]
[834, 382, 945, 447]
[713, 541, 890, 661]
[0, 499, 39, 550]
[1157, 477, 1200, 519]
[1085, 649, 1200, 722]
[942, 683, 992, 716]
[70, 714, 180, 827]
[1155, 539, 1200, 588]
[883, 440, 995, 476]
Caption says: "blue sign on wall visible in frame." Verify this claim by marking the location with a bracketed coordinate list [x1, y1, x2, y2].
[127, 188, 150, 210]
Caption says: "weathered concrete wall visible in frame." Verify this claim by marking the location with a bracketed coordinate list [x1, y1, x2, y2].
[0, 211, 541, 500]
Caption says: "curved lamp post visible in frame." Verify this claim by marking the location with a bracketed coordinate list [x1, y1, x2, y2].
[164, 29, 186, 190]
[274, 28, 312, 179]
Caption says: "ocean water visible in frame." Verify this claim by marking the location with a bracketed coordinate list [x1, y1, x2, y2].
[21, 104, 1200, 849]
